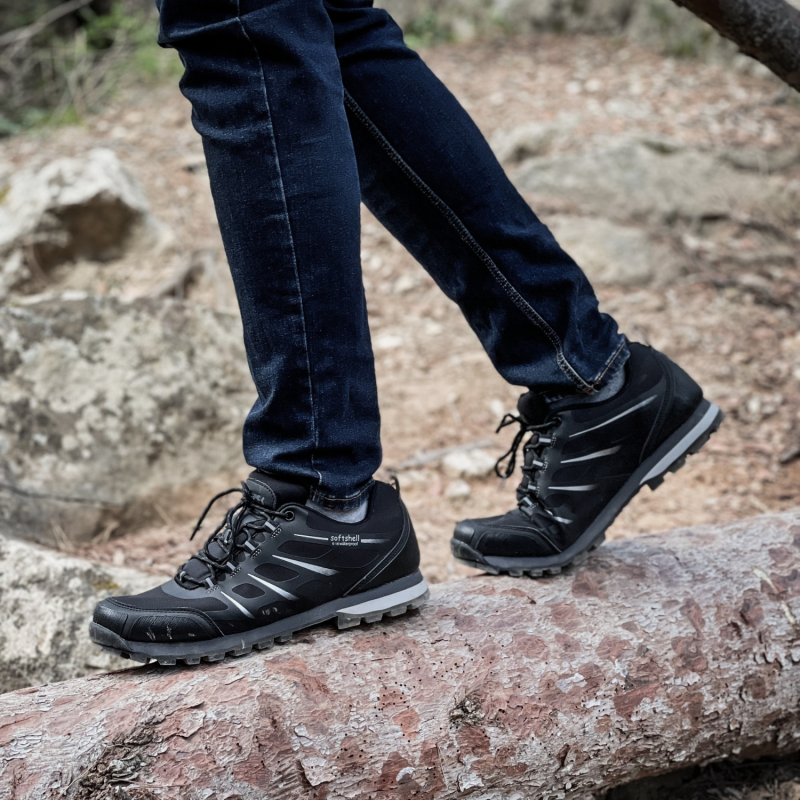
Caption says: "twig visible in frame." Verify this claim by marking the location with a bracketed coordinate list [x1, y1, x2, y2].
[50, 519, 74, 552]
[0, 0, 94, 49]
[152, 502, 176, 526]
[92, 520, 120, 545]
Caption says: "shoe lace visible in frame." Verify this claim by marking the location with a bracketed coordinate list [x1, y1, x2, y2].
[494, 413, 560, 520]
[175, 482, 294, 590]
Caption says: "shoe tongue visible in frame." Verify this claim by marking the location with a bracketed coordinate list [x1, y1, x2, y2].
[517, 391, 551, 424]
[245, 470, 309, 508]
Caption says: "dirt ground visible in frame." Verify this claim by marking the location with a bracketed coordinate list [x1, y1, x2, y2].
[2, 34, 799, 587]
[3, 31, 800, 798]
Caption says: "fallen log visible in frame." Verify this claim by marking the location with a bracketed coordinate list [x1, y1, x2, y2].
[2, 511, 800, 800]
[0, 534, 159, 693]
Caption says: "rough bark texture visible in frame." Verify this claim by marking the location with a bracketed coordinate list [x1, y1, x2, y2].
[0, 534, 160, 693]
[671, 0, 800, 91]
[2, 512, 800, 800]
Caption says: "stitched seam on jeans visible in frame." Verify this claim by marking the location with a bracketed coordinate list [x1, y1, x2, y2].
[343, 91, 590, 392]
[589, 338, 627, 390]
[237, 5, 323, 486]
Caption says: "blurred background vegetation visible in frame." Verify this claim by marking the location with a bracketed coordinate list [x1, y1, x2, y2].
[0, 0, 180, 135]
[0, 0, 758, 138]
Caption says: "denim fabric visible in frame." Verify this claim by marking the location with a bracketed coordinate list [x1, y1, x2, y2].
[155, 0, 628, 507]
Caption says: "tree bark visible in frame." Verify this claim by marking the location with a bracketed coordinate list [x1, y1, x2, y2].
[2, 511, 800, 800]
[671, 0, 800, 91]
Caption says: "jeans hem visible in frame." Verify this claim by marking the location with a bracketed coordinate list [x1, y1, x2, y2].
[308, 480, 374, 511]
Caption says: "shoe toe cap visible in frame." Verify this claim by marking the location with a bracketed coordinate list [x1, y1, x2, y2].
[452, 520, 476, 546]
[93, 597, 220, 643]
[93, 599, 129, 636]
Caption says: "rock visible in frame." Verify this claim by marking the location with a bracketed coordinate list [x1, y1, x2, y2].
[721, 146, 800, 173]
[392, 273, 422, 294]
[0, 149, 171, 301]
[374, 333, 405, 350]
[442, 449, 497, 479]
[0, 294, 252, 545]
[490, 123, 560, 164]
[0, 531, 160, 693]
[548, 215, 683, 286]
[515, 142, 799, 225]
[444, 479, 471, 501]
[396, 469, 435, 487]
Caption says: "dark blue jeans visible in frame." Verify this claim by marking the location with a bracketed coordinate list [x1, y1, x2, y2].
[155, 0, 628, 509]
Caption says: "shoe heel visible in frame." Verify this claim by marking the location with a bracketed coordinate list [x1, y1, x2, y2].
[336, 577, 429, 630]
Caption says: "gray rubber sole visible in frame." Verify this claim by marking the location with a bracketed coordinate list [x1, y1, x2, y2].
[452, 400, 724, 578]
[90, 571, 429, 666]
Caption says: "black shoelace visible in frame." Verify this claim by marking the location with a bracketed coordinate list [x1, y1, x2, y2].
[495, 413, 560, 519]
[175, 482, 295, 589]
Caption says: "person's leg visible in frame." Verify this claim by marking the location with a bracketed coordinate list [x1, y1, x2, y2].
[90, 0, 429, 665]
[325, 0, 627, 395]
[323, 0, 723, 576]
[155, 0, 378, 511]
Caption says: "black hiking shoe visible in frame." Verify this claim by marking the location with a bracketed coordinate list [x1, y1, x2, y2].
[90, 472, 427, 665]
[451, 342, 723, 577]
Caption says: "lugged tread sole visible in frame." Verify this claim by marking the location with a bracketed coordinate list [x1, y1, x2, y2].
[91, 574, 429, 667]
[453, 402, 724, 578]
[453, 535, 606, 578]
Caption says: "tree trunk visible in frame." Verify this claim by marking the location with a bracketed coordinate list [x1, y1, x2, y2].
[671, 0, 800, 91]
[2, 512, 800, 800]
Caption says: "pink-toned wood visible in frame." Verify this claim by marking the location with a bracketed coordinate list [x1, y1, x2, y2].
[2, 512, 800, 800]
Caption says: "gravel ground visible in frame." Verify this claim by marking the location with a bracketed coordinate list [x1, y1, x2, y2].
[3, 34, 788, 585]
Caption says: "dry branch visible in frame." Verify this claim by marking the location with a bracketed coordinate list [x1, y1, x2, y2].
[2, 511, 800, 799]
[672, 0, 800, 91]
[0, 0, 94, 50]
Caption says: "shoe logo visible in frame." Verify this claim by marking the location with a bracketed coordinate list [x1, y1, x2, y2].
[330, 533, 360, 547]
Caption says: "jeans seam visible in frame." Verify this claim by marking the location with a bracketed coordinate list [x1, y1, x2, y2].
[343, 91, 591, 392]
[237, 5, 323, 487]
[589, 337, 627, 390]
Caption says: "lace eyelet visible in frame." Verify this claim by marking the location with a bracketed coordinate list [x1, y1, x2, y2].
[284, 510, 295, 521]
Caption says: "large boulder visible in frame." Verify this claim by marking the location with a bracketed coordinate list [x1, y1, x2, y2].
[547, 215, 683, 286]
[490, 122, 562, 164]
[0, 294, 252, 545]
[0, 532, 160, 693]
[0, 149, 172, 301]
[514, 142, 800, 225]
